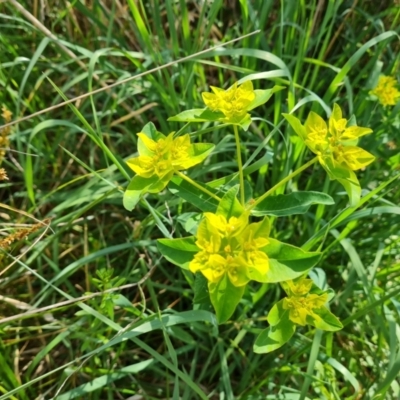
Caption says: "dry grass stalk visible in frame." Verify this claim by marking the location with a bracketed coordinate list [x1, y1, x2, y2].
[0, 105, 12, 164]
[0, 219, 51, 251]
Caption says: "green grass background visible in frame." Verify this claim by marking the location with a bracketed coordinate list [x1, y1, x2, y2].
[0, 0, 400, 399]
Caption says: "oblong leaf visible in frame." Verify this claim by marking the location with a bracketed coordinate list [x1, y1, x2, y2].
[252, 191, 334, 217]
[264, 239, 321, 282]
[266, 299, 286, 326]
[168, 109, 209, 122]
[193, 273, 210, 305]
[179, 143, 215, 169]
[216, 186, 244, 218]
[209, 275, 245, 323]
[282, 113, 307, 140]
[253, 312, 296, 354]
[247, 86, 285, 111]
[123, 175, 158, 211]
[312, 307, 343, 331]
[157, 237, 199, 269]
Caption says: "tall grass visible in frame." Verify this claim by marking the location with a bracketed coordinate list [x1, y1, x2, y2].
[0, 0, 399, 399]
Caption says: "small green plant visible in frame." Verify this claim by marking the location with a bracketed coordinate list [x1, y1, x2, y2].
[90, 268, 126, 320]
[120, 79, 369, 352]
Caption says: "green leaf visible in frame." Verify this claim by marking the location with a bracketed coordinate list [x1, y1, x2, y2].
[247, 86, 285, 111]
[322, 158, 361, 206]
[177, 212, 202, 235]
[198, 108, 225, 121]
[141, 121, 158, 139]
[252, 191, 334, 217]
[312, 307, 343, 331]
[168, 176, 219, 212]
[123, 175, 158, 211]
[266, 299, 286, 326]
[238, 114, 252, 131]
[54, 359, 153, 400]
[254, 306, 296, 353]
[157, 237, 199, 269]
[216, 186, 244, 219]
[193, 273, 210, 305]
[184, 143, 215, 168]
[264, 239, 321, 282]
[123, 171, 173, 212]
[168, 108, 224, 122]
[223, 179, 253, 205]
[282, 113, 307, 140]
[148, 172, 173, 193]
[168, 109, 209, 122]
[336, 176, 361, 206]
[209, 275, 245, 323]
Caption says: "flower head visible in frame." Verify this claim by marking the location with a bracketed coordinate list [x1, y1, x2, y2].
[189, 211, 270, 286]
[202, 81, 256, 123]
[302, 104, 375, 171]
[283, 104, 375, 205]
[123, 125, 215, 211]
[127, 131, 214, 180]
[370, 75, 400, 107]
[200, 81, 285, 128]
[281, 278, 329, 326]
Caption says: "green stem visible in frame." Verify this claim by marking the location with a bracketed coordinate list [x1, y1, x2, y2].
[248, 156, 318, 210]
[175, 170, 221, 202]
[233, 125, 245, 206]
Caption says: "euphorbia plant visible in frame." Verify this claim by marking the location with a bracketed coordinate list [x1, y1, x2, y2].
[254, 278, 343, 353]
[158, 187, 321, 323]
[123, 77, 375, 353]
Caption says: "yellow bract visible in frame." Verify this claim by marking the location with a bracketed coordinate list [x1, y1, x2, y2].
[304, 104, 375, 171]
[370, 75, 400, 107]
[202, 81, 256, 123]
[127, 133, 200, 179]
[189, 212, 270, 286]
[282, 279, 328, 326]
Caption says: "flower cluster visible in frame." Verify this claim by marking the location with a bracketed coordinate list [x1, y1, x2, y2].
[128, 133, 197, 179]
[189, 211, 270, 286]
[281, 279, 329, 326]
[123, 128, 214, 211]
[254, 277, 342, 353]
[370, 75, 400, 107]
[302, 104, 375, 172]
[202, 81, 256, 123]
[283, 103, 375, 205]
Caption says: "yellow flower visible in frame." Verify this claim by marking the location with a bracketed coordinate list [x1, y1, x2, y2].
[202, 81, 256, 123]
[281, 279, 328, 326]
[370, 75, 400, 106]
[189, 211, 270, 286]
[127, 131, 214, 180]
[283, 104, 375, 205]
[303, 104, 375, 171]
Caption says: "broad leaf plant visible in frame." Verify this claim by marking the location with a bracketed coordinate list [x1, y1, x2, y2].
[122, 79, 378, 353]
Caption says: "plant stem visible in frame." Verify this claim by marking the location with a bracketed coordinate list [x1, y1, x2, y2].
[175, 171, 221, 202]
[248, 156, 318, 210]
[233, 125, 245, 206]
